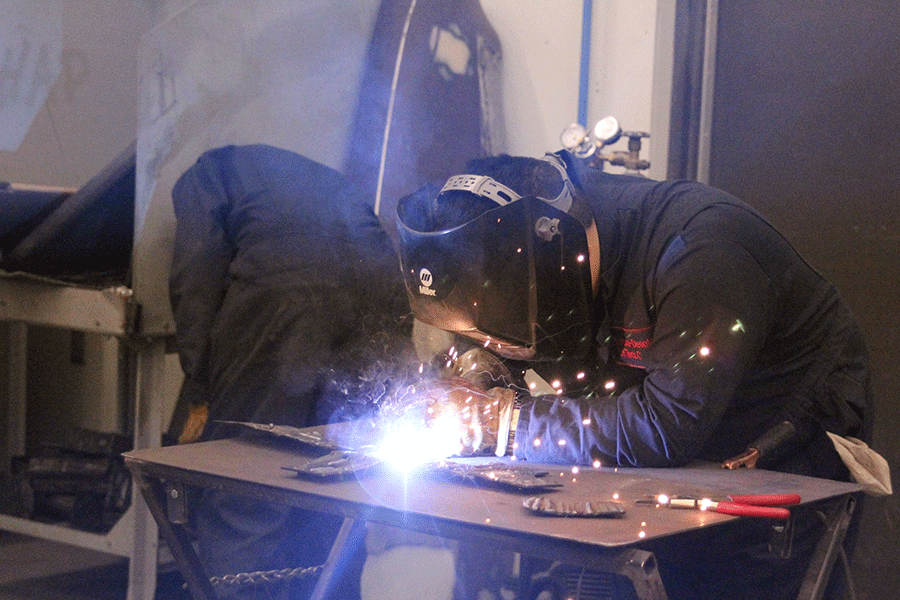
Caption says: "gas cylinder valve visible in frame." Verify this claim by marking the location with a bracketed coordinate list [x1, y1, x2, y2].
[560, 117, 650, 174]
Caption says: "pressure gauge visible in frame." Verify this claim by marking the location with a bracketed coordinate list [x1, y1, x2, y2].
[560, 123, 595, 159]
[592, 116, 622, 146]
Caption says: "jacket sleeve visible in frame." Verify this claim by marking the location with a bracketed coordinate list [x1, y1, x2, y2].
[514, 238, 775, 467]
[168, 147, 237, 406]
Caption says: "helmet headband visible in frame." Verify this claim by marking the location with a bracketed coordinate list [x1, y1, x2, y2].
[438, 154, 575, 213]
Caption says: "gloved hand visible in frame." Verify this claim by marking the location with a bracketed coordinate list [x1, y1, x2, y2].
[418, 377, 516, 456]
[178, 402, 209, 444]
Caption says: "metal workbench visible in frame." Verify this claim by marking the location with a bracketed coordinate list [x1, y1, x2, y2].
[124, 434, 860, 600]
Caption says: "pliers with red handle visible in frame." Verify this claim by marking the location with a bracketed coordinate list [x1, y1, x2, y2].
[636, 493, 801, 519]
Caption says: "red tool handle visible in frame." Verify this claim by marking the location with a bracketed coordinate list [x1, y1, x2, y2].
[728, 493, 801, 506]
[714, 502, 791, 519]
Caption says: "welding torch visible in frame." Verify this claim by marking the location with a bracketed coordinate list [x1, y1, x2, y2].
[423, 347, 521, 457]
[434, 347, 517, 389]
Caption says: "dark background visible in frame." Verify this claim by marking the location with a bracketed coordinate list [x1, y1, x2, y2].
[706, 2, 900, 598]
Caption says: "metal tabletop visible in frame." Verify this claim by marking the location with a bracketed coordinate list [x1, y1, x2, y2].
[124, 434, 860, 600]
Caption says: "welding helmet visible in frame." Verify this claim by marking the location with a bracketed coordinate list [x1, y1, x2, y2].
[396, 154, 594, 361]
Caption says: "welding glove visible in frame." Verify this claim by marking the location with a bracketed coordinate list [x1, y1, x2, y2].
[419, 377, 516, 456]
[178, 402, 209, 444]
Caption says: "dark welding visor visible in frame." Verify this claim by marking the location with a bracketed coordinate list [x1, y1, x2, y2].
[396, 193, 593, 361]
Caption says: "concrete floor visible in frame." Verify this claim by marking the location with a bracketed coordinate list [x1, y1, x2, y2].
[0, 532, 187, 600]
[0, 531, 462, 600]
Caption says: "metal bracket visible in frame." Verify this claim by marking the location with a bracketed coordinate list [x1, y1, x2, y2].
[770, 511, 796, 559]
[124, 297, 141, 336]
[164, 481, 188, 525]
[618, 549, 670, 600]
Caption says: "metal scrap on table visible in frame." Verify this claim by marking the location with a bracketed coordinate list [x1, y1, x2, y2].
[222, 421, 564, 491]
[220, 421, 371, 480]
[434, 461, 564, 491]
[282, 450, 381, 480]
[281, 455, 566, 489]
[217, 421, 344, 450]
[523, 496, 626, 518]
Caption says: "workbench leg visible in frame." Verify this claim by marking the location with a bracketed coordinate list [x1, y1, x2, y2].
[616, 549, 669, 600]
[310, 517, 367, 600]
[4, 322, 27, 466]
[796, 495, 856, 600]
[127, 339, 166, 600]
[134, 472, 218, 600]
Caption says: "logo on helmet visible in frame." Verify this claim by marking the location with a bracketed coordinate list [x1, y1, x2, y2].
[418, 268, 436, 296]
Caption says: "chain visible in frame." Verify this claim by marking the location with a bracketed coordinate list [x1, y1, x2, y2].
[210, 564, 323, 589]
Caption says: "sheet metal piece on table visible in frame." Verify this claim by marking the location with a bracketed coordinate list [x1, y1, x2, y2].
[217, 421, 345, 451]
[523, 496, 626, 518]
[215, 420, 387, 454]
[433, 461, 565, 492]
[237, 417, 569, 492]
[278, 448, 565, 492]
[281, 450, 381, 480]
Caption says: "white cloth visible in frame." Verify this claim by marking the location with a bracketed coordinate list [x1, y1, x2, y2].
[362, 544, 456, 600]
[826, 432, 892, 496]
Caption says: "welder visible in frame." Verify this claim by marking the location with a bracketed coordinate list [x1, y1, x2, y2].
[395, 151, 872, 599]
[169, 144, 414, 600]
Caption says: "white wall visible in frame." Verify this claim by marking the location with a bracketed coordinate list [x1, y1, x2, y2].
[0, 0, 155, 187]
[589, 0, 673, 179]
[481, 0, 584, 156]
[481, 0, 667, 176]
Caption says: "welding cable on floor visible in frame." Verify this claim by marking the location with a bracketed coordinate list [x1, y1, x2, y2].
[210, 564, 323, 590]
